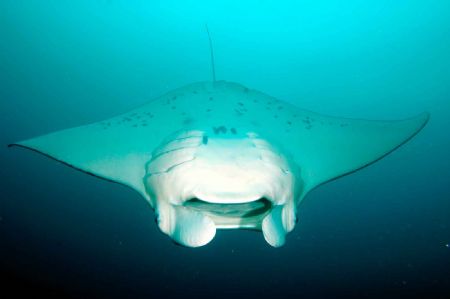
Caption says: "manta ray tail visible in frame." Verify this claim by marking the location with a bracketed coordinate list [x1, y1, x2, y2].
[205, 24, 216, 82]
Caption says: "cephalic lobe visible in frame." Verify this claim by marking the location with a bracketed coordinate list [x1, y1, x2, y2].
[143, 129, 303, 247]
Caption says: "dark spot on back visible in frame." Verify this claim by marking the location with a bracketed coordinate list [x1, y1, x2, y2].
[202, 136, 208, 145]
[183, 118, 194, 125]
[231, 128, 237, 134]
[213, 126, 227, 134]
[209, 97, 213, 101]
[235, 109, 244, 116]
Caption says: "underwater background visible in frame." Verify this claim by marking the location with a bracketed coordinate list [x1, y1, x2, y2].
[1, 1, 449, 298]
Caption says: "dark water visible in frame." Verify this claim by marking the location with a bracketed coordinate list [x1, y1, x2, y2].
[1, 1, 449, 298]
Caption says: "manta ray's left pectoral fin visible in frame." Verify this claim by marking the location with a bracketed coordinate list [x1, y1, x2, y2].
[290, 112, 430, 195]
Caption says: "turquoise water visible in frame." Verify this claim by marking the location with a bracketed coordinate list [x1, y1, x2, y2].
[1, 1, 449, 298]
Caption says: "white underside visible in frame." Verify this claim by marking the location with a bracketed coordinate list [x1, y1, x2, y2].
[144, 130, 302, 247]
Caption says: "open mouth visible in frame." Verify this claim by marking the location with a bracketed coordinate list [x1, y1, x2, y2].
[183, 197, 273, 229]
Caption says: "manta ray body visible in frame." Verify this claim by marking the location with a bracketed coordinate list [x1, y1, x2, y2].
[11, 80, 429, 247]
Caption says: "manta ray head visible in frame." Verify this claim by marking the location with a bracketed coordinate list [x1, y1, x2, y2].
[144, 128, 303, 247]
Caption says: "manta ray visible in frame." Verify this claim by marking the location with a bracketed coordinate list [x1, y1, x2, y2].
[9, 28, 429, 247]
[10, 80, 429, 247]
